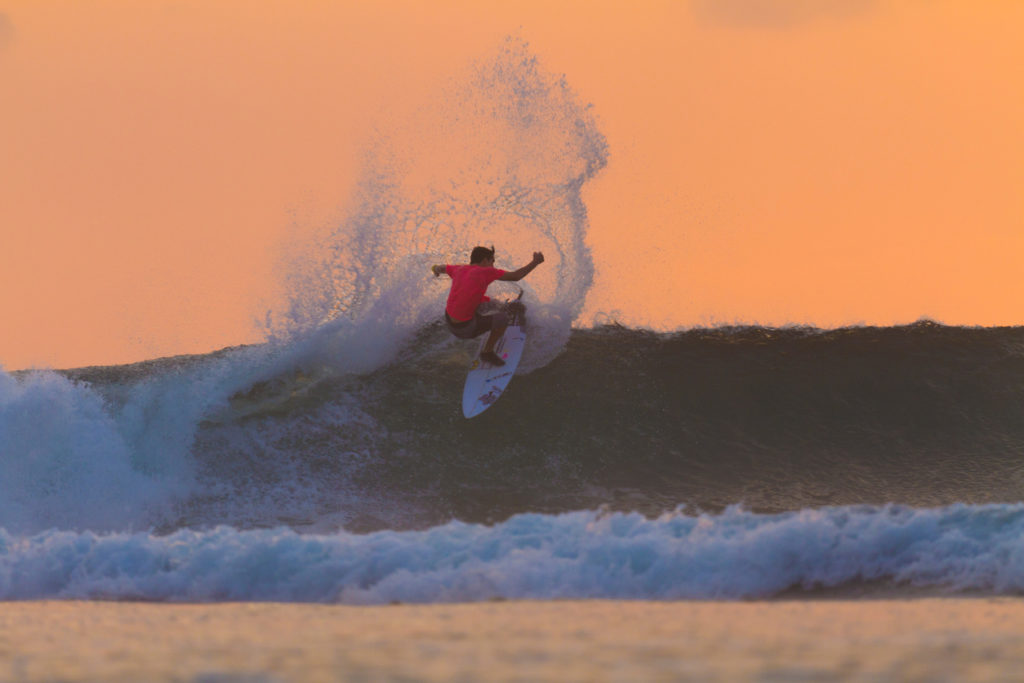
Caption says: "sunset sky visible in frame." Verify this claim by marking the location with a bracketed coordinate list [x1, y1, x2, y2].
[1, 0, 1021, 369]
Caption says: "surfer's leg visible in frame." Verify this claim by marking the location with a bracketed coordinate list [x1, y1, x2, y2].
[481, 311, 508, 356]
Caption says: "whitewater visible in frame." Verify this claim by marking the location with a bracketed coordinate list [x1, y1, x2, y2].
[3, 41, 1024, 605]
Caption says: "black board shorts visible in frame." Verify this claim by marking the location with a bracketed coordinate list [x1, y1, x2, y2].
[445, 311, 495, 340]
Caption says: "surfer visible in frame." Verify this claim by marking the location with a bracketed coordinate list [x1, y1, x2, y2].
[432, 246, 544, 366]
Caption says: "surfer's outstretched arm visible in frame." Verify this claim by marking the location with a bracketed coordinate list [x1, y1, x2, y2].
[498, 252, 544, 281]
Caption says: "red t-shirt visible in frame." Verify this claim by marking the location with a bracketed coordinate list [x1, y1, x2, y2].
[444, 265, 506, 321]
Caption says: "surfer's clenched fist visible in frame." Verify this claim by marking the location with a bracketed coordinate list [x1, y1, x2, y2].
[532, 252, 544, 265]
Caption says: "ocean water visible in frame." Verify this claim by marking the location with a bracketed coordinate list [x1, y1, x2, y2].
[3, 40, 1024, 605]
[2, 323, 1024, 603]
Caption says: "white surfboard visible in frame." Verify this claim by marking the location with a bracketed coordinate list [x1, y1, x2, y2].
[462, 309, 526, 418]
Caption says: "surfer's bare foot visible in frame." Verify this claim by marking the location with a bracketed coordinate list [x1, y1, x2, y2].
[480, 351, 505, 367]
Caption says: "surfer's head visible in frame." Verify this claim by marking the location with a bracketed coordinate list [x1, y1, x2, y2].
[470, 246, 496, 265]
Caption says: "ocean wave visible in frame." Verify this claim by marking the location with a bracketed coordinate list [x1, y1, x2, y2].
[3, 323, 1024, 535]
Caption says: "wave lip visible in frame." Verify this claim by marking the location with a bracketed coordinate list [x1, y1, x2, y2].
[3, 504, 1023, 603]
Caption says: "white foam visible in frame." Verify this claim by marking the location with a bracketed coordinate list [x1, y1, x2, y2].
[0, 345, 300, 534]
[3, 504, 1023, 603]
[0, 370, 161, 531]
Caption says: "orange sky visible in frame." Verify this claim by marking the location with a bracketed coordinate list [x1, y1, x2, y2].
[1, 0, 1021, 369]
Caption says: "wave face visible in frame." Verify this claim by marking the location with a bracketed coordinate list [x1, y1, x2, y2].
[173, 322, 1024, 534]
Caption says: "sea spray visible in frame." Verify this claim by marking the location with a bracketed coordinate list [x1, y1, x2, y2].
[263, 37, 608, 373]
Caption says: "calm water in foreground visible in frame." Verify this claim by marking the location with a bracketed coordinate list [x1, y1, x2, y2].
[3, 599, 1024, 682]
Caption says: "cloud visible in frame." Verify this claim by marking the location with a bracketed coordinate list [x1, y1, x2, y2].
[691, 0, 874, 29]
[0, 12, 13, 51]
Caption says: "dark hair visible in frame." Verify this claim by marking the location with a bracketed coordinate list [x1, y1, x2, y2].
[470, 245, 496, 264]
